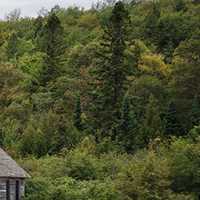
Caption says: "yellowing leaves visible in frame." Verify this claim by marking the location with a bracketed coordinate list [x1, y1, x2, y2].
[139, 54, 171, 78]
[77, 13, 100, 29]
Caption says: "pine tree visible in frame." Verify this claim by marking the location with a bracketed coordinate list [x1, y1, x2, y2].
[73, 95, 84, 131]
[164, 100, 182, 137]
[117, 93, 138, 152]
[90, 1, 132, 134]
[190, 95, 200, 127]
[39, 13, 66, 86]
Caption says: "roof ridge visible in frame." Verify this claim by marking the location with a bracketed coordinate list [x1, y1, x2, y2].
[0, 148, 31, 179]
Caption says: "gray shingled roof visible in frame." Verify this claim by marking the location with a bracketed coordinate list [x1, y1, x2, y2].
[0, 148, 31, 179]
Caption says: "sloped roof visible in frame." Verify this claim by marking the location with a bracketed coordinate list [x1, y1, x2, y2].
[0, 148, 31, 179]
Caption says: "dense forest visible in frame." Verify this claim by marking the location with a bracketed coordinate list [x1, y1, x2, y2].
[1, 0, 200, 199]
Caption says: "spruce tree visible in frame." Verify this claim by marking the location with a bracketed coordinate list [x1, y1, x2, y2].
[90, 1, 132, 134]
[117, 93, 138, 152]
[190, 95, 200, 127]
[39, 13, 66, 86]
[73, 95, 84, 131]
[143, 4, 160, 46]
[164, 100, 182, 137]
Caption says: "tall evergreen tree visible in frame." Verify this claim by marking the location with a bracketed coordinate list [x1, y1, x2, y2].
[190, 95, 200, 128]
[39, 13, 66, 86]
[73, 95, 84, 131]
[90, 1, 132, 135]
[117, 93, 138, 152]
[164, 100, 182, 137]
[143, 4, 160, 46]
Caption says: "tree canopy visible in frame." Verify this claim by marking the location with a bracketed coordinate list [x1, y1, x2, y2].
[1, 1, 200, 199]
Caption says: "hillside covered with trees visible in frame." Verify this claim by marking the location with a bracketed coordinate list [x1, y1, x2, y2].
[1, 0, 200, 199]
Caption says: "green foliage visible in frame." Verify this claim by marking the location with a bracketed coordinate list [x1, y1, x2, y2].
[73, 95, 84, 131]
[67, 42, 100, 75]
[66, 150, 98, 181]
[1, 99, 32, 123]
[170, 30, 200, 121]
[52, 177, 121, 200]
[18, 139, 199, 200]
[164, 100, 183, 137]
[24, 177, 53, 200]
[190, 95, 200, 128]
[1, 1, 200, 199]
[53, 118, 83, 152]
[18, 52, 46, 83]
[19, 111, 83, 157]
[18, 111, 60, 157]
[166, 137, 200, 198]
[17, 38, 35, 56]
[116, 93, 139, 152]
[32, 128, 48, 158]
[143, 4, 161, 46]
[38, 13, 66, 86]
[138, 94, 162, 147]
[116, 150, 173, 200]
[0, 62, 23, 89]
[31, 92, 55, 112]
[5, 32, 20, 60]
[77, 13, 100, 29]
[2, 119, 21, 147]
[173, 0, 187, 12]
[90, 1, 132, 133]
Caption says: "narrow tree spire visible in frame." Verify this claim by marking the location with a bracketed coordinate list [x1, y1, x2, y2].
[73, 95, 84, 131]
[90, 1, 132, 134]
[39, 13, 66, 86]
[190, 95, 200, 127]
[117, 93, 138, 152]
[164, 100, 182, 137]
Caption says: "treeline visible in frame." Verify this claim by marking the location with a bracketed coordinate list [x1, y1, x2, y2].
[1, 0, 200, 199]
[19, 136, 200, 200]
